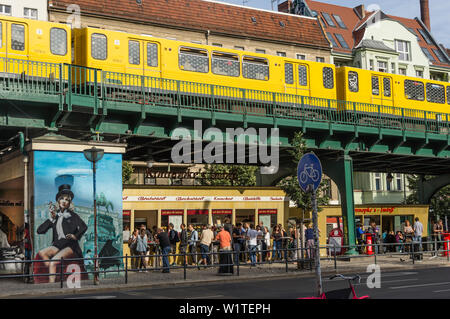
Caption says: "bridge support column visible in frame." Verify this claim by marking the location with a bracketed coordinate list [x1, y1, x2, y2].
[322, 151, 358, 255]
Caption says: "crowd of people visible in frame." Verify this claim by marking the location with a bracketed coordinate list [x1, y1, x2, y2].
[356, 218, 446, 255]
[126, 218, 314, 273]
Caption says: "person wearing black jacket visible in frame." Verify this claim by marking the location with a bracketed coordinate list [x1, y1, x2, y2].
[168, 223, 179, 265]
[36, 185, 87, 283]
[179, 223, 188, 265]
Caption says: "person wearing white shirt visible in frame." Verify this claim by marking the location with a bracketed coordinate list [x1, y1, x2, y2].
[245, 223, 258, 266]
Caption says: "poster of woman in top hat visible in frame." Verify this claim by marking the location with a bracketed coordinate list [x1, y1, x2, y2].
[36, 184, 87, 283]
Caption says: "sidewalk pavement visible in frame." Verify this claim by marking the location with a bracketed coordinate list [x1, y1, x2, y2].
[1, 254, 450, 298]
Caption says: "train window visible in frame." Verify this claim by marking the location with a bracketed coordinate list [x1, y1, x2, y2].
[348, 71, 358, 92]
[285, 63, 294, 84]
[11, 24, 25, 51]
[447, 87, 450, 105]
[426, 83, 445, 104]
[50, 28, 67, 56]
[372, 76, 380, 95]
[298, 65, 308, 86]
[179, 47, 209, 73]
[404, 80, 425, 101]
[91, 33, 107, 60]
[243, 56, 269, 81]
[147, 43, 158, 67]
[129, 40, 140, 65]
[323, 67, 334, 89]
[383, 78, 391, 97]
[212, 51, 240, 77]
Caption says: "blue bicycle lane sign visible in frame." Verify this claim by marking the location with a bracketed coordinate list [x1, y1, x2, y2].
[297, 152, 323, 192]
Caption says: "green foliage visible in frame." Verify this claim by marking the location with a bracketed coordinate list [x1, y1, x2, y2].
[404, 175, 450, 219]
[277, 132, 330, 212]
[122, 161, 134, 184]
[200, 164, 257, 187]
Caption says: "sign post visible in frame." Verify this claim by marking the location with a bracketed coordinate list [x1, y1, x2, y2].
[297, 152, 323, 297]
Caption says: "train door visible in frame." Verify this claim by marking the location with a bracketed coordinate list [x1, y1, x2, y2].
[284, 62, 310, 96]
[127, 38, 144, 76]
[143, 41, 161, 78]
[371, 75, 382, 106]
[7, 22, 29, 60]
[381, 76, 394, 106]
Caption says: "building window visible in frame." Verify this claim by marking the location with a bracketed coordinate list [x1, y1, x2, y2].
[396, 174, 402, 191]
[296, 54, 306, 60]
[369, 60, 374, 71]
[399, 68, 407, 76]
[377, 61, 388, 73]
[277, 51, 286, 57]
[24, 8, 38, 20]
[326, 32, 338, 47]
[391, 63, 396, 74]
[0, 4, 11, 15]
[316, 57, 325, 63]
[375, 173, 381, 191]
[212, 43, 222, 47]
[333, 14, 347, 29]
[321, 12, 336, 27]
[432, 49, 448, 63]
[255, 49, 266, 54]
[418, 29, 433, 45]
[386, 178, 392, 191]
[416, 70, 424, 78]
[395, 40, 410, 61]
[334, 34, 349, 49]
[50, 28, 67, 56]
[421, 47, 435, 61]
[234, 46, 244, 51]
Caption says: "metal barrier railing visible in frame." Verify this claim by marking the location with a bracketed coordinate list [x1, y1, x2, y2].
[0, 57, 447, 135]
[1, 239, 449, 286]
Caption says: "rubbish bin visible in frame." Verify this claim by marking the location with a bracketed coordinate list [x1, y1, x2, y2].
[365, 233, 374, 255]
[443, 233, 450, 257]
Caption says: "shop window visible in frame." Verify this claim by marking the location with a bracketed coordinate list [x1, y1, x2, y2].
[285, 63, 294, 84]
[405, 80, 425, 101]
[323, 67, 334, 89]
[426, 83, 445, 104]
[298, 65, 308, 86]
[212, 210, 232, 226]
[212, 51, 240, 77]
[91, 33, 107, 60]
[364, 216, 380, 231]
[11, 24, 25, 51]
[243, 56, 269, 81]
[187, 210, 209, 230]
[258, 209, 277, 230]
[348, 71, 359, 93]
[50, 28, 67, 56]
[179, 47, 209, 73]
[147, 43, 158, 67]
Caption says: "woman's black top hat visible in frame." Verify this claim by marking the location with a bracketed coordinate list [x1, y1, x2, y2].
[56, 184, 74, 201]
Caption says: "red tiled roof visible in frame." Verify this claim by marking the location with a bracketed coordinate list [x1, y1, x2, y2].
[303, 0, 450, 68]
[48, 0, 330, 50]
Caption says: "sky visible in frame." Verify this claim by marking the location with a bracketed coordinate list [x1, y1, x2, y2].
[216, 0, 450, 48]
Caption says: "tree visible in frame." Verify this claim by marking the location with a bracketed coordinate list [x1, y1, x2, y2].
[200, 164, 257, 187]
[404, 175, 450, 220]
[277, 132, 330, 212]
[122, 161, 135, 184]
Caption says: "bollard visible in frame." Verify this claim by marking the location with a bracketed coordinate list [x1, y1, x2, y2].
[125, 254, 128, 284]
[333, 245, 337, 270]
[60, 258, 64, 289]
[411, 242, 415, 265]
[236, 251, 240, 276]
[285, 248, 288, 273]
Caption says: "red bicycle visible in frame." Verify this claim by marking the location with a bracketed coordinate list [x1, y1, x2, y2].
[299, 274, 370, 299]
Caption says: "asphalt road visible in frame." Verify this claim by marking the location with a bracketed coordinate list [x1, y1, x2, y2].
[30, 267, 450, 299]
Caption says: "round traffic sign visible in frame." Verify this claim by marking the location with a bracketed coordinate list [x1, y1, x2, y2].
[297, 153, 323, 192]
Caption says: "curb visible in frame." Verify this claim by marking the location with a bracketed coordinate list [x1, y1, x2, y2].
[3, 262, 450, 298]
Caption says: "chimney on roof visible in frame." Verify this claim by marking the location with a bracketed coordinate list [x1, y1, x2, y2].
[353, 4, 365, 19]
[420, 0, 431, 31]
[278, 0, 293, 13]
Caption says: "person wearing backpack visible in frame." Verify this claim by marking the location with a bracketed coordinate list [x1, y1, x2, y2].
[168, 223, 180, 266]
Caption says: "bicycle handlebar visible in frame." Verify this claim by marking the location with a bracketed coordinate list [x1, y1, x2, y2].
[329, 274, 361, 282]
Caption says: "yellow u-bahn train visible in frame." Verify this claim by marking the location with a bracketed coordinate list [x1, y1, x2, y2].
[0, 15, 449, 120]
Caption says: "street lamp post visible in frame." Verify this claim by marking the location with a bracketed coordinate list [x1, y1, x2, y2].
[83, 147, 104, 285]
